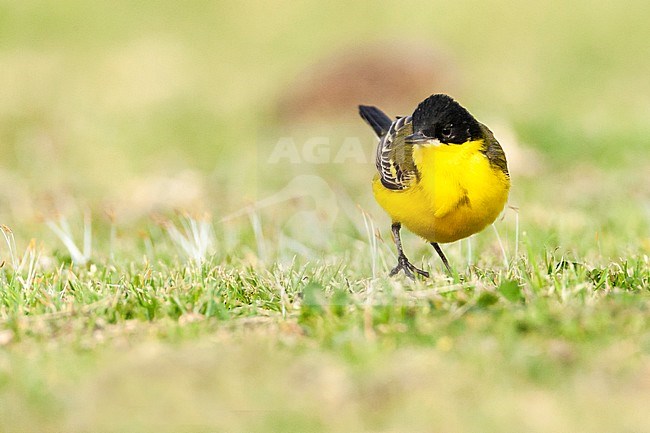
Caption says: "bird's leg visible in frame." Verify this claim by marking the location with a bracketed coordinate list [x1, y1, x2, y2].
[431, 242, 453, 274]
[389, 223, 429, 279]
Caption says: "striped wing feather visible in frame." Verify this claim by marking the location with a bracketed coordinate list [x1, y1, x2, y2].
[376, 116, 419, 190]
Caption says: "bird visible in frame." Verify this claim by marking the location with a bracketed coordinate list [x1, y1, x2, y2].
[359, 94, 510, 278]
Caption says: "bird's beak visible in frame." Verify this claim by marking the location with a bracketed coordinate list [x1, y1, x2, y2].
[404, 131, 431, 145]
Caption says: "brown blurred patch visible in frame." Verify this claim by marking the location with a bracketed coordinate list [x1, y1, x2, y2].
[276, 40, 461, 123]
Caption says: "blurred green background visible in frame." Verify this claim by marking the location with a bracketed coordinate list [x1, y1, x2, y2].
[1, 0, 648, 218]
[1, 1, 649, 432]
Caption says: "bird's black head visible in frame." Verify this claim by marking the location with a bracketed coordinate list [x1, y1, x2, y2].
[408, 94, 482, 145]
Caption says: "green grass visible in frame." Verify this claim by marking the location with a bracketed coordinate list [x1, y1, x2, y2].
[1, 0, 650, 432]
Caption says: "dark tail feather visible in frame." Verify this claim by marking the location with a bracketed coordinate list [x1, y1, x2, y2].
[359, 105, 392, 137]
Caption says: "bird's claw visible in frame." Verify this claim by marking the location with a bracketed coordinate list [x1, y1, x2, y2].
[389, 255, 429, 279]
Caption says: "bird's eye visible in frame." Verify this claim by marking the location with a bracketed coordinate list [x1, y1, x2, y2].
[440, 125, 453, 139]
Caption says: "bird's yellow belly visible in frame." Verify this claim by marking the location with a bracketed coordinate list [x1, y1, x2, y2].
[372, 143, 510, 244]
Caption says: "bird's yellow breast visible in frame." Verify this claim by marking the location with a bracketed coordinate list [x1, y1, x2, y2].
[372, 140, 510, 243]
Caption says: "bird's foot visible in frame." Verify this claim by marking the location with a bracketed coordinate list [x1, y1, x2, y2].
[389, 254, 429, 279]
